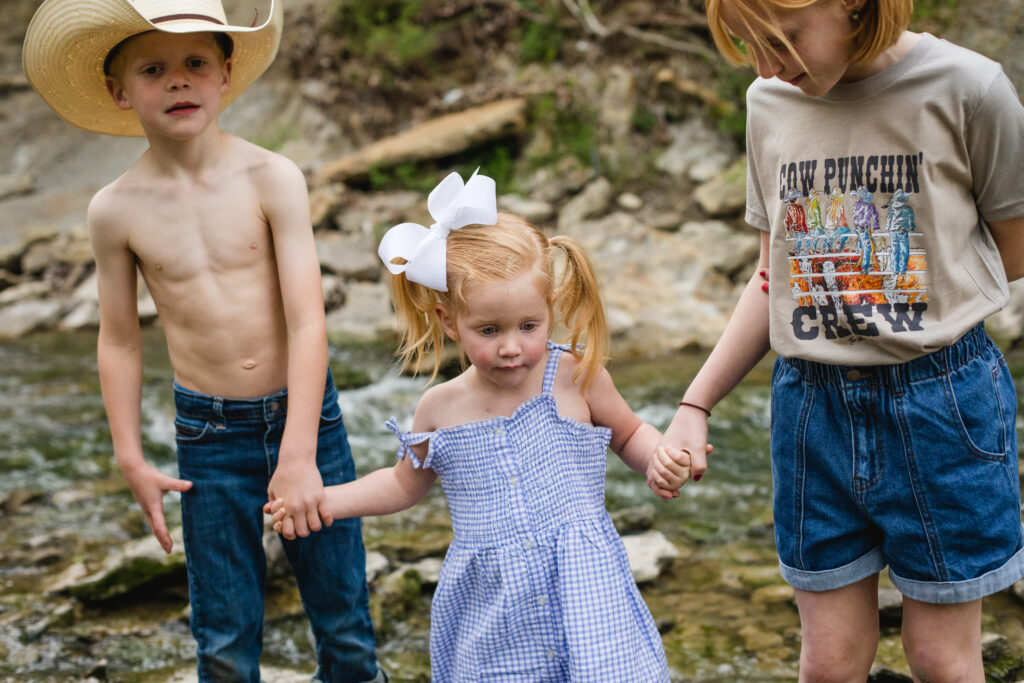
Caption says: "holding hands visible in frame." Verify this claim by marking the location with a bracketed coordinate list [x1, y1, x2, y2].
[646, 445, 692, 499]
[266, 458, 333, 538]
[267, 498, 298, 539]
[645, 440, 714, 499]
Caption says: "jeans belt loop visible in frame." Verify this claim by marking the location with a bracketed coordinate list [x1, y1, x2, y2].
[212, 396, 226, 429]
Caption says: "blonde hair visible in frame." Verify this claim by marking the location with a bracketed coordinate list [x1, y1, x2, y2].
[706, 0, 912, 68]
[386, 212, 609, 390]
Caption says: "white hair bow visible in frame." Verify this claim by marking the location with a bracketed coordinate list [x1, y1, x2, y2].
[377, 170, 498, 292]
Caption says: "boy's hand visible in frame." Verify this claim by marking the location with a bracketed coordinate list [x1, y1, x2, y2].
[646, 445, 692, 499]
[267, 459, 333, 538]
[123, 461, 193, 553]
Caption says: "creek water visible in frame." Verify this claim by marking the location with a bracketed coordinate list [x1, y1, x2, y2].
[2, 328, 1023, 682]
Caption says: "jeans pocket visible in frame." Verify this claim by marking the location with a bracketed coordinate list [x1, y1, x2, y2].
[319, 395, 343, 426]
[943, 356, 1010, 462]
[174, 416, 211, 442]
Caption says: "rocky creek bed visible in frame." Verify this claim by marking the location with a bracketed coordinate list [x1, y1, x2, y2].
[3, 329, 1024, 682]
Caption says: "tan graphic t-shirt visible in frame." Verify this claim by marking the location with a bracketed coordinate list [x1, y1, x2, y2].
[745, 33, 1024, 365]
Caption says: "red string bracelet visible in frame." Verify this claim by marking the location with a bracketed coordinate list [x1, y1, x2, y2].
[678, 400, 711, 417]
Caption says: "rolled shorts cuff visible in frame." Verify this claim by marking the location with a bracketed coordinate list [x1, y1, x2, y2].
[889, 531, 1024, 604]
[779, 547, 885, 592]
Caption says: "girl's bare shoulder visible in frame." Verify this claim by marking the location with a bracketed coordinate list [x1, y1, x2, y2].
[412, 373, 471, 431]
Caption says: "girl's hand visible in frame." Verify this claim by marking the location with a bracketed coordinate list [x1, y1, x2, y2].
[660, 404, 712, 481]
[265, 498, 297, 540]
[646, 445, 692, 498]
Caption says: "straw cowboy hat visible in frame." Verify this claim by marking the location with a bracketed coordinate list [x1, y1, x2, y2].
[23, 0, 283, 136]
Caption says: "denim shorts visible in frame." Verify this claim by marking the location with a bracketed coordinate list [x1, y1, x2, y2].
[770, 323, 1024, 604]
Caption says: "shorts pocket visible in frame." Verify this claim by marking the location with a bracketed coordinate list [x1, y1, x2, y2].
[943, 356, 1011, 462]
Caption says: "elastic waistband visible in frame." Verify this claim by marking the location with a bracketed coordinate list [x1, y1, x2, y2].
[783, 323, 993, 389]
[173, 368, 333, 420]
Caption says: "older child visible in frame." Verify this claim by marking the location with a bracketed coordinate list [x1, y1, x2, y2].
[271, 171, 693, 681]
[662, 0, 1024, 680]
[22, 1, 384, 680]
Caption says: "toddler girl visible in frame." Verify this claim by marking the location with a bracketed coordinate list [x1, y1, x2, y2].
[272, 171, 691, 682]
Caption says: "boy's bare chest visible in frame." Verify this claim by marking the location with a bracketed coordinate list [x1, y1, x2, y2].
[128, 194, 273, 283]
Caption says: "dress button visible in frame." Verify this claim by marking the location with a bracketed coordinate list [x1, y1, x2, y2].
[494, 427, 504, 436]
[847, 369, 862, 381]
[508, 476, 519, 487]
[537, 595, 548, 606]
[269, 401, 280, 411]
[546, 648, 556, 660]
[523, 538, 535, 550]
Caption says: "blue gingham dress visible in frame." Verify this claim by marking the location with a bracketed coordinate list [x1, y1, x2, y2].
[386, 342, 670, 682]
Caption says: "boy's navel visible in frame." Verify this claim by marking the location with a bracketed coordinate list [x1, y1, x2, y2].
[250, 242, 258, 250]
[155, 263, 163, 270]
[242, 359, 257, 370]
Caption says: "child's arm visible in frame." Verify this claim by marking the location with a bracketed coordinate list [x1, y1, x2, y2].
[269, 390, 443, 539]
[659, 231, 772, 481]
[88, 190, 193, 554]
[583, 367, 691, 499]
[989, 216, 1024, 281]
[270, 454, 437, 539]
[258, 154, 333, 538]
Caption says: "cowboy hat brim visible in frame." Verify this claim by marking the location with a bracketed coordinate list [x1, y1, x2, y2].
[22, 0, 282, 137]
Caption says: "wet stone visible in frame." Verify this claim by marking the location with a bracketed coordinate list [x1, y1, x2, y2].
[738, 623, 784, 651]
[610, 504, 655, 534]
[878, 587, 903, 629]
[1, 489, 44, 514]
[750, 584, 794, 606]
[868, 665, 913, 682]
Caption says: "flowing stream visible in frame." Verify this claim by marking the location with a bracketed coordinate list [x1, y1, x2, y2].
[2, 329, 1023, 681]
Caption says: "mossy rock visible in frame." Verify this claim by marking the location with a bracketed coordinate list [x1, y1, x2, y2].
[66, 556, 186, 603]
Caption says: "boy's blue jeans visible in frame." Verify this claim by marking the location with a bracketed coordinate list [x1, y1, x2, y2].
[174, 369, 383, 682]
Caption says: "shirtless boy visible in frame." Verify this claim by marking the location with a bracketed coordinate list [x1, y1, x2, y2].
[23, 1, 385, 680]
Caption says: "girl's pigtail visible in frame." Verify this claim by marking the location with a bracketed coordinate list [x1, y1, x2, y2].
[548, 235, 609, 390]
[387, 272, 447, 382]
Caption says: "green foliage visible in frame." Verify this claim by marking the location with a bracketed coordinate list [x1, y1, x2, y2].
[710, 64, 755, 142]
[331, 0, 439, 70]
[630, 103, 659, 134]
[913, 0, 958, 25]
[368, 162, 439, 194]
[329, 362, 372, 390]
[518, 2, 565, 64]
[455, 143, 518, 193]
[911, 0, 959, 33]
[526, 94, 598, 170]
[364, 140, 521, 196]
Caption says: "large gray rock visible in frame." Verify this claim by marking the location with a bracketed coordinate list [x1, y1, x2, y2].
[655, 118, 736, 183]
[315, 231, 380, 281]
[381, 557, 443, 595]
[557, 176, 614, 233]
[575, 211, 748, 354]
[325, 281, 396, 342]
[46, 528, 187, 603]
[621, 530, 681, 583]
[498, 194, 555, 222]
[694, 156, 748, 217]
[0, 298, 64, 339]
